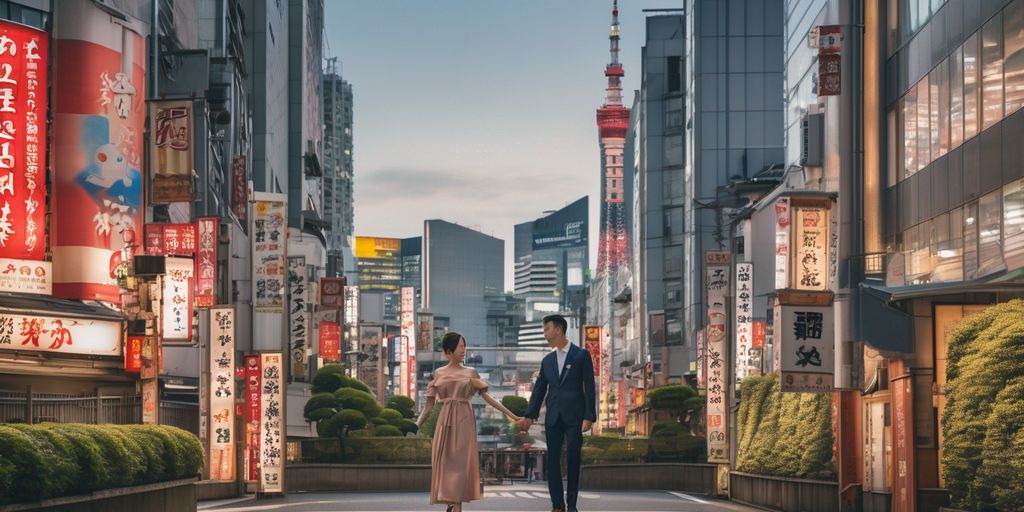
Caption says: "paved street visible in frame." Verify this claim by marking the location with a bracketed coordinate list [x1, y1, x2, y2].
[199, 484, 759, 512]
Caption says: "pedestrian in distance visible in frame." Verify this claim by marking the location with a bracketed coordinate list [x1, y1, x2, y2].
[417, 332, 523, 512]
[517, 314, 598, 512]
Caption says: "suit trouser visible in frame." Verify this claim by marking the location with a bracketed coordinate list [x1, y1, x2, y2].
[545, 417, 583, 509]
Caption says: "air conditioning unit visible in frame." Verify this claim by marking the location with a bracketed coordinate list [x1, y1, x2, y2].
[801, 112, 824, 166]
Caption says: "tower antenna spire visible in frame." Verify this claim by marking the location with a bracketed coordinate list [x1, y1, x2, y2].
[596, 0, 630, 277]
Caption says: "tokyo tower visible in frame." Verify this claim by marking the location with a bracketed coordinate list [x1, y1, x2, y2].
[596, 0, 630, 277]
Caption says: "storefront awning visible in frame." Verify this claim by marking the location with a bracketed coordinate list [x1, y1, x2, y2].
[0, 293, 123, 321]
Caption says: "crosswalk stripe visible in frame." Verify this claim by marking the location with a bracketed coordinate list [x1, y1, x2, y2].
[667, 491, 710, 504]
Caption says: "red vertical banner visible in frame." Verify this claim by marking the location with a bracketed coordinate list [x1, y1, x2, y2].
[0, 21, 48, 262]
[245, 355, 261, 482]
[890, 361, 916, 512]
[231, 156, 247, 223]
[319, 321, 341, 362]
[124, 335, 143, 372]
[583, 326, 601, 377]
[752, 321, 767, 349]
[195, 217, 217, 307]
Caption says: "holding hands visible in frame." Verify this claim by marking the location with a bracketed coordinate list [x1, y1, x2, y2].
[516, 417, 534, 432]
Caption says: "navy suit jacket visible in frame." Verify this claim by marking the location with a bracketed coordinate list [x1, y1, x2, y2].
[524, 343, 597, 426]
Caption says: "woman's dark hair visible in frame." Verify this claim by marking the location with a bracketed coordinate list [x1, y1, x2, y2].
[441, 332, 465, 354]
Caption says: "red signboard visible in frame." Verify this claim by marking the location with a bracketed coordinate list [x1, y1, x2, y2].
[320, 277, 345, 308]
[891, 362, 916, 512]
[145, 223, 197, 256]
[319, 321, 341, 362]
[231, 156, 247, 223]
[819, 54, 842, 96]
[245, 355, 261, 482]
[583, 325, 601, 378]
[194, 217, 217, 307]
[0, 21, 47, 261]
[124, 335, 143, 372]
[752, 321, 767, 349]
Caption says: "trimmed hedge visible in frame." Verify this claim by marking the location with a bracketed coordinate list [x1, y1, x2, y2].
[300, 436, 432, 464]
[942, 300, 1024, 511]
[735, 374, 835, 480]
[580, 435, 706, 464]
[0, 423, 202, 505]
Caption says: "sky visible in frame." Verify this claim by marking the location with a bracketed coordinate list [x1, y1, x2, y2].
[324, 1, 682, 290]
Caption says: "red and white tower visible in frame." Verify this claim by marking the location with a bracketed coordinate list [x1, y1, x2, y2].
[596, 0, 630, 278]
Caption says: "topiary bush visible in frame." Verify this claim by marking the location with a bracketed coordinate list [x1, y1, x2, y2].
[735, 374, 835, 480]
[942, 300, 1024, 511]
[334, 388, 382, 418]
[374, 425, 403, 437]
[0, 424, 202, 506]
[386, 395, 416, 419]
[378, 408, 405, 426]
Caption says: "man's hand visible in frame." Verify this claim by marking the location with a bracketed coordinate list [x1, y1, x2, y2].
[582, 420, 593, 432]
[518, 418, 534, 432]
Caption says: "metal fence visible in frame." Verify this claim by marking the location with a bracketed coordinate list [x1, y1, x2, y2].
[0, 389, 200, 434]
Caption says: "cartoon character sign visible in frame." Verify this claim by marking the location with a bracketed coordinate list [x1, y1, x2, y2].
[51, 2, 145, 303]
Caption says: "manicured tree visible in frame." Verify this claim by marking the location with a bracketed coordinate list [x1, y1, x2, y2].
[374, 425, 403, 437]
[377, 408, 405, 426]
[311, 364, 347, 393]
[303, 392, 339, 423]
[334, 387, 382, 419]
[647, 385, 702, 433]
[386, 395, 416, 419]
[501, 396, 529, 417]
[943, 300, 1024, 511]
[318, 409, 369, 459]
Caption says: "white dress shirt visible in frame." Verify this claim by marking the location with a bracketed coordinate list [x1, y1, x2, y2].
[555, 343, 571, 375]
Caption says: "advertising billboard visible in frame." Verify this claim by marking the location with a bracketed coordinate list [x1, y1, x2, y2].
[208, 307, 235, 481]
[52, 2, 145, 303]
[149, 99, 194, 203]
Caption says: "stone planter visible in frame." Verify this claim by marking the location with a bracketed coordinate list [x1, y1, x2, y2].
[0, 478, 197, 512]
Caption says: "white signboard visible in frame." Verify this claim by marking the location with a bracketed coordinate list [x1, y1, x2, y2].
[344, 286, 360, 355]
[0, 259, 51, 294]
[828, 201, 839, 291]
[704, 251, 730, 464]
[209, 306, 235, 481]
[287, 256, 308, 380]
[0, 312, 121, 356]
[252, 196, 286, 312]
[794, 207, 829, 291]
[774, 198, 790, 289]
[735, 263, 754, 384]
[260, 352, 284, 493]
[400, 286, 416, 398]
[163, 257, 194, 341]
[778, 304, 835, 393]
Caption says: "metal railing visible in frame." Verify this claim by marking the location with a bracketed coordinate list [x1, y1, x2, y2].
[0, 389, 140, 424]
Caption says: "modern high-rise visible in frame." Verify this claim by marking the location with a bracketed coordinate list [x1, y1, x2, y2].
[513, 197, 589, 312]
[423, 220, 504, 368]
[247, 0, 290, 194]
[287, 0, 326, 239]
[322, 61, 355, 279]
[355, 236, 403, 293]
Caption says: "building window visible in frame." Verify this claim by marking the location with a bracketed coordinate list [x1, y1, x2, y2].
[964, 202, 979, 279]
[916, 77, 930, 174]
[1003, 178, 1024, 269]
[965, 33, 981, 140]
[936, 58, 950, 157]
[929, 65, 944, 158]
[665, 310, 683, 344]
[982, 14, 1004, 130]
[904, 88, 918, 178]
[978, 189, 1006, 277]
[951, 46, 964, 148]
[667, 56, 681, 93]
[1004, 0, 1024, 114]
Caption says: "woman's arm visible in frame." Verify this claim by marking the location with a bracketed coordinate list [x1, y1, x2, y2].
[416, 396, 436, 429]
[480, 391, 520, 421]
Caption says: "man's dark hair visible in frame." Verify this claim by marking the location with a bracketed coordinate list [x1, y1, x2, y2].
[441, 332, 465, 354]
[543, 314, 568, 335]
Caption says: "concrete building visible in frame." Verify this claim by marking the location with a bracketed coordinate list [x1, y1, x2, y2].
[246, 0, 290, 195]
[422, 220, 504, 370]
[513, 196, 589, 321]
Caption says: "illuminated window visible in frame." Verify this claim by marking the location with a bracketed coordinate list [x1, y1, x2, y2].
[951, 46, 964, 149]
[1004, 0, 1024, 114]
[965, 33, 981, 140]
[982, 14, 1004, 130]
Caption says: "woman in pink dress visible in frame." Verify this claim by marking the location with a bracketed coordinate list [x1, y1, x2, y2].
[416, 332, 522, 512]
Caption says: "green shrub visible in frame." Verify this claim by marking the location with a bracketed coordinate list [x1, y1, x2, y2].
[47, 424, 110, 491]
[312, 371, 346, 394]
[304, 393, 338, 418]
[0, 425, 51, 501]
[374, 425, 403, 437]
[398, 419, 419, 436]
[8, 424, 80, 497]
[501, 396, 529, 417]
[735, 374, 835, 480]
[370, 417, 389, 426]
[387, 395, 416, 419]
[349, 429, 371, 437]
[111, 425, 165, 484]
[943, 300, 1024, 511]
[651, 423, 685, 437]
[334, 388, 382, 418]
[378, 408, 404, 425]
[319, 409, 369, 438]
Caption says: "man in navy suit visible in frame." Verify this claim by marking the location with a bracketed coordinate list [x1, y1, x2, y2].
[519, 314, 597, 512]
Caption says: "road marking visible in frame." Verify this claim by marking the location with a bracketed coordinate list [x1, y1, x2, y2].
[668, 491, 710, 504]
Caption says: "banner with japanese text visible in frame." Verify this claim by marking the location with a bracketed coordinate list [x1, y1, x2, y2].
[52, 3, 145, 303]
[704, 251, 730, 464]
[0, 21, 47, 263]
[778, 303, 834, 392]
[774, 198, 790, 289]
[125, 335, 143, 372]
[208, 306, 235, 481]
[252, 195, 286, 313]
[345, 286, 360, 355]
[320, 277, 344, 308]
[259, 353, 284, 493]
[0, 258, 51, 295]
[735, 263, 754, 384]
[195, 218, 217, 307]
[400, 286, 416, 398]
[162, 256, 194, 342]
[145, 223, 197, 256]
[231, 156, 247, 223]
[149, 99, 193, 203]
[793, 207, 829, 291]
[318, 320, 340, 363]
[0, 313, 120, 356]
[288, 257, 309, 380]
[245, 355, 261, 482]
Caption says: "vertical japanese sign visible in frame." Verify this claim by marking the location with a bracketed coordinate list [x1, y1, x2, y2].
[124, 335, 143, 372]
[357, 324, 383, 394]
[145, 223, 197, 256]
[891, 367, 916, 512]
[149, 100, 193, 203]
[779, 304, 834, 392]
[400, 286, 416, 398]
[735, 263, 754, 385]
[345, 286, 360, 355]
[288, 256, 308, 380]
[696, 328, 706, 388]
[817, 25, 842, 97]
[141, 378, 158, 424]
[209, 307, 235, 481]
[52, 3, 145, 303]
[252, 195, 286, 312]
[752, 321, 767, 349]
[195, 218, 218, 307]
[318, 320, 340, 362]
[231, 156, 247, 223]
[794, 208, 829, 291]
[416, 312, 433, 352]
[583, 326, 602, 378]
[320, 277, 344, 308]
[0, 21, 48, 287]
[704, 251, 730, 464]
[162, 257, 194, 342]
[774, 198, 790, 289]
[245, 355, 261, 482]
[259, 353, 284, 494]
[829, 202, 840, 291]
